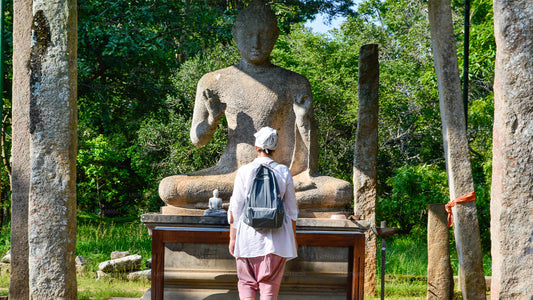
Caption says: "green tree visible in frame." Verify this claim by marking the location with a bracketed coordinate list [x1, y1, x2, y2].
[135, 44, 239, 209]
[76, 1, 358, 215]
[346, 0, 494, 249]
[0, 0, 12, 225]
[76, 1, 238, 215]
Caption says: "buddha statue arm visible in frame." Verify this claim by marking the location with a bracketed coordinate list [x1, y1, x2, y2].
[190, 80, 226, 147]
[290, 82, 319, 176]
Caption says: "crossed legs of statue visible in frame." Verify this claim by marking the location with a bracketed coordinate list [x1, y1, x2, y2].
[159, 172, 352, 214]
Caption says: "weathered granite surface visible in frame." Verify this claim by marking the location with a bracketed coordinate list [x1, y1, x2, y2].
[99, 255, 142, 273]
[427, 204, 453, 300]
[111, 251, 131, 260]
[491, 1, 533, 298]
[10, 0, 32, 298]
[428, 0, 486, 298]
[27, 0, 78, 298]
[353, 43, 379, 296]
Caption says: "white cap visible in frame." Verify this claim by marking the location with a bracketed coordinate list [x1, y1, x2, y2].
[254, 127, 278, 154]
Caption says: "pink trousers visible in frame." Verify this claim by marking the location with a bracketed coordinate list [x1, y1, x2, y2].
[236, 253, 287, 300]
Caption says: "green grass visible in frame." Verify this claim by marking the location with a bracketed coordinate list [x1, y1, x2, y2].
[380, 234, 429, 276]
[0, 225, 9, 260]
[368, 276, 427, 299]
[0, 270, 8, 296]
[77, 273, 149, 299]
[76, 212, 152, 272]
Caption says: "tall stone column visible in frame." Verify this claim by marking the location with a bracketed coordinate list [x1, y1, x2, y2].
[427, 0, 485, 299]
[353, 44, 379, 296]
[491, 1, 533, 298]
[27, 0, 78, 298]
[427, 204, 453, 300]
[9, 0, 32, 298]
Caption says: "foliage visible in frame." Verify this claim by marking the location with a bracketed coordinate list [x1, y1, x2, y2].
[342, 0, 495, 248]
[76, 1, 239, 215]
[0, 225, 9, 258]
[75, 1, 357, 216]
[377, 164, 449, 235]
[0, 0, 12, 225]
[272, 25, 359, 181]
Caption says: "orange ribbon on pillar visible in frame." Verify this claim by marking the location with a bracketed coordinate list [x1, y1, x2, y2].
[444, 191, 476, 227]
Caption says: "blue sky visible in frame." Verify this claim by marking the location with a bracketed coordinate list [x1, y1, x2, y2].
[305, 13, 347, 34]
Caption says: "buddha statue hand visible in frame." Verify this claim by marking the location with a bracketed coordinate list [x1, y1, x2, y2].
[203, 89, 226, 125]
[293, 170, 316, 191]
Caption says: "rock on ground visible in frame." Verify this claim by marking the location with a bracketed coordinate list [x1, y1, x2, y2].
[98, 254, 142, 273]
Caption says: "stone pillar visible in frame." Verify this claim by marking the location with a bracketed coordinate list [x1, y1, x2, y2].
[427, 1, 486, 299]
[353, 44, 379, 296]
[491, 1, 533, 298]
[427, 204, 453, 300]
[9, 0, 32, 298]
[27, 0, 78, 298]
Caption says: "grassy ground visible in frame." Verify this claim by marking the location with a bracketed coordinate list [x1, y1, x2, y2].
[76, 212, 152, 273]
[77, 274, 149, 299]
[0, 214, 491, 299]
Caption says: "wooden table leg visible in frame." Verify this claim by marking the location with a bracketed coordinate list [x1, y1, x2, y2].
[152, 229, 164, 300]
[353, 235, 365, 300]
[348, 246, 354, 300]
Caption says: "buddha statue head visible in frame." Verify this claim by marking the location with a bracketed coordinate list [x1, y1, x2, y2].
[232, 0, 280, 66]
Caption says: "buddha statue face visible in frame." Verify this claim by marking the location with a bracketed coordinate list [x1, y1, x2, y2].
[232, 1, 280, 65]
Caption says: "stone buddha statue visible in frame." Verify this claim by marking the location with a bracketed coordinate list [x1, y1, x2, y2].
[204, 189, 226, 218]
[159, 0, 352, 216]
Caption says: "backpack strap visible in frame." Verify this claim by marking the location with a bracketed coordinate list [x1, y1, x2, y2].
[263, 160, 279, 169]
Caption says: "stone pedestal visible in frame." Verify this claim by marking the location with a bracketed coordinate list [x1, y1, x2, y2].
[141, 214, 368, 299]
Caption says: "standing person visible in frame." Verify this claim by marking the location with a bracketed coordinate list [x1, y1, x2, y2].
[228, 127, 298, 300]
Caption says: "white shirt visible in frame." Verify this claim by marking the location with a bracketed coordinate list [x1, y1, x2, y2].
[228, 157, 298, 259]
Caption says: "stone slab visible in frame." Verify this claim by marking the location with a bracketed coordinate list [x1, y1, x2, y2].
[141, 213, 369, 234]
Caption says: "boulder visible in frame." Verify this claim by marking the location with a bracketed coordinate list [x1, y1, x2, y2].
[96, 270, 111, 281]
[75, 256, 88, 274]
[1, 251, 10, 263]
[98, 254, 142, 273]
[110, 250, 130, 260]
[127, 269, 151, 281]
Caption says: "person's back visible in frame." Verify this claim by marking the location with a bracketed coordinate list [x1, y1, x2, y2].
[229, 127, 298, 300]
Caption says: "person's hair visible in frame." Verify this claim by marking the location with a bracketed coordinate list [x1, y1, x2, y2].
[232, 0, 280, 36]
[257, 147, 275, 155]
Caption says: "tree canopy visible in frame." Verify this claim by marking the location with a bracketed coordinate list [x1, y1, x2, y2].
[1, 0, 495, 249]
